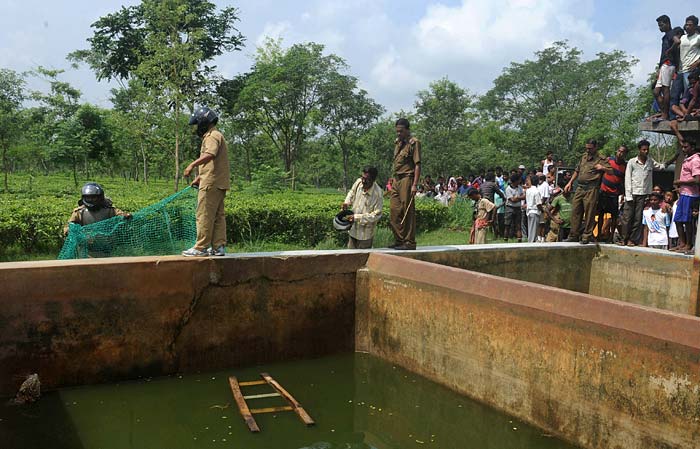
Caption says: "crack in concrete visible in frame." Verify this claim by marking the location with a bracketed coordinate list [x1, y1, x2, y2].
[165, 264, 356, 364]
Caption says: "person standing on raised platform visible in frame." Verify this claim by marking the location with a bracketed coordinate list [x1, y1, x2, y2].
[564, 139, 611, 244]
[182, 107, 230, 257]
[389, 118, 421, 250]
[671, 16, 700, 110]
[655, 15, 681, 121]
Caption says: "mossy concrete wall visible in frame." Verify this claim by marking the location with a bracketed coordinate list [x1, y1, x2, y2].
[0, 253, 367, 396]
[590, 246, 693, 314]
[356, 253, 700, 449]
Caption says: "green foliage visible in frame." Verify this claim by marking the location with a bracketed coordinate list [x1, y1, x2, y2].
[233, 39, 349, 189]
[481, 41, 643, 165]
[414, 77, 476, 177]
[0, 68, 26, 191]
[0, 174, 449, 259]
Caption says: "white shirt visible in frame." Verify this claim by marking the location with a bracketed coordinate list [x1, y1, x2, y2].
[538, 182, 550, 201]
[543, 160, 554, 174]
[624, 156, 665, 201]
[643, 207, 670, 246]
[525, 185, 542, 216]
[436, 191, 450, 206]
[680, 33, 700, 72]
[344, 178, 383, 240]
[669, 202, 679, 239]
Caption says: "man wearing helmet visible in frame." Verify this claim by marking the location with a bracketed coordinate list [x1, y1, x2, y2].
[64, 183, 131, 235]
[341, 166, 383, 249]
[182, 106, 231, 257]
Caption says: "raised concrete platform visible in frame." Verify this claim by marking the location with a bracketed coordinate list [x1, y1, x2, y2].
[640, 119, 700, 135]
[1, 244, 697, 449]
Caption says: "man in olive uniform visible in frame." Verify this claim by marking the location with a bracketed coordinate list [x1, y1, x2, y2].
[64, 182, 131, 235]
[390, 118, 421, 250]
[563, 139, 612, 244]
[182, 106, 230, 257]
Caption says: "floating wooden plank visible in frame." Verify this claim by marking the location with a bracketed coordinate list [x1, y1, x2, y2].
[228, 376, 260, 432]
[250, 405, 294, 414]
[238, 380, 267, 386]
[243, 392, 281, 400]
[261, 372, 315, 426]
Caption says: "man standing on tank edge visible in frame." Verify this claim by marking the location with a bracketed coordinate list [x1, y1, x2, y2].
[182, 106, 231, 257]
[389, 118, 421, 250]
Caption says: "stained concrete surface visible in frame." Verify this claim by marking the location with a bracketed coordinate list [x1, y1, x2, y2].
[357, 252, 700, 449]
[1, 244, 698, 449]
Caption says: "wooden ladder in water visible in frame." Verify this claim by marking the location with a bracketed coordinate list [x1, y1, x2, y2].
[228, 372, 315, 432]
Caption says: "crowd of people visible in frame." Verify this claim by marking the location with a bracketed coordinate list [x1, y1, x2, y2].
[400, 138, 699, 253]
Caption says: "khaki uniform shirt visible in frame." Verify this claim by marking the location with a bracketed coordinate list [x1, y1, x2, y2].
[575, 152, 611, 184]
[393, 136, 421, 176]
[64, 203, 126, 235]
[199, 128, 231, 190]
[344, 178, 384, 241]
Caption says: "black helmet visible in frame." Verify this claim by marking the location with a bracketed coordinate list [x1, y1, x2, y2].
[333, 210, 354, 232]
[81, 182, 105, 210]
[188, 106, 219, 137]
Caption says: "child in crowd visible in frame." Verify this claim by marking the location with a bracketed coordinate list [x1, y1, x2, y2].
[642, 192, 671, 249]
[467, 188, 495, 244]
[537, 173, 551, 242]
[525, 175, 543, 243]
[672, 141, 700, 253]
[668, 190, 679, 248]
[548, 188, 572, 242]
[504, 174, 525, 242]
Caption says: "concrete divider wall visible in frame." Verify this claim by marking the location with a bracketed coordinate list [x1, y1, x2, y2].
[591, 246, 693, 314]
[407, 244, 596, 293]
[0, 253, 367, 396]
[356, 253, 700, 449]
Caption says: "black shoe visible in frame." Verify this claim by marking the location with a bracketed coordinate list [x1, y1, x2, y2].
[387, 242, 402, 249]
[394, 244, 416, 251]
[564, 237, 579, 243]
[580, 238, 590, 245]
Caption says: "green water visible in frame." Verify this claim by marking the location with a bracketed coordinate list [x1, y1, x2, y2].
[1, 353, 578, 449]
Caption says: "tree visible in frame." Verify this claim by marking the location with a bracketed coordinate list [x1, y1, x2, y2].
[237, 39, 347, 189]
[0, 69, 25, 191]
[319, 73, 384, 190]
[30, 68, 82, 185]
[414, 77, 476, 177]
[480, 41, 640, 165]
[70, 0, 244, 190]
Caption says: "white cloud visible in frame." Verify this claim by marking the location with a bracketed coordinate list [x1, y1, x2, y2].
[255, 21, 292, 46]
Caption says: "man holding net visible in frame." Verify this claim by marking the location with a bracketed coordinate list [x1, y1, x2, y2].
[182, 107, 231, 257]
[63, 183, 131, 235]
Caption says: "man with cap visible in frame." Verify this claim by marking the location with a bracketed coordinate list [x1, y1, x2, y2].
[182, 106, 231, 257]
[564, 139, 612, 244]
[389, 118, 421, 250]
[341, 166, 383, 249]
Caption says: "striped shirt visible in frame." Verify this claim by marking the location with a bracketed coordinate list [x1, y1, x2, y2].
[601, 156, 626, 195]
[344, 178, 384, 241]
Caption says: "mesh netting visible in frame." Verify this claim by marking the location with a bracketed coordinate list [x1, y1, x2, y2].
[58, 187, 198, 259]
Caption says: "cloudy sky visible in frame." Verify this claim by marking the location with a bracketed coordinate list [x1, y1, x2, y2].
[0, 0, 697, 112]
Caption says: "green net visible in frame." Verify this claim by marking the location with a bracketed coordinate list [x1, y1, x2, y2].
[58, 187, 198, 259]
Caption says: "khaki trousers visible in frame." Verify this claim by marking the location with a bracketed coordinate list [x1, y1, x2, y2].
[569, 186, 599, 240]
[390, 176, 416, 246]
[195, 187, 227, 250]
